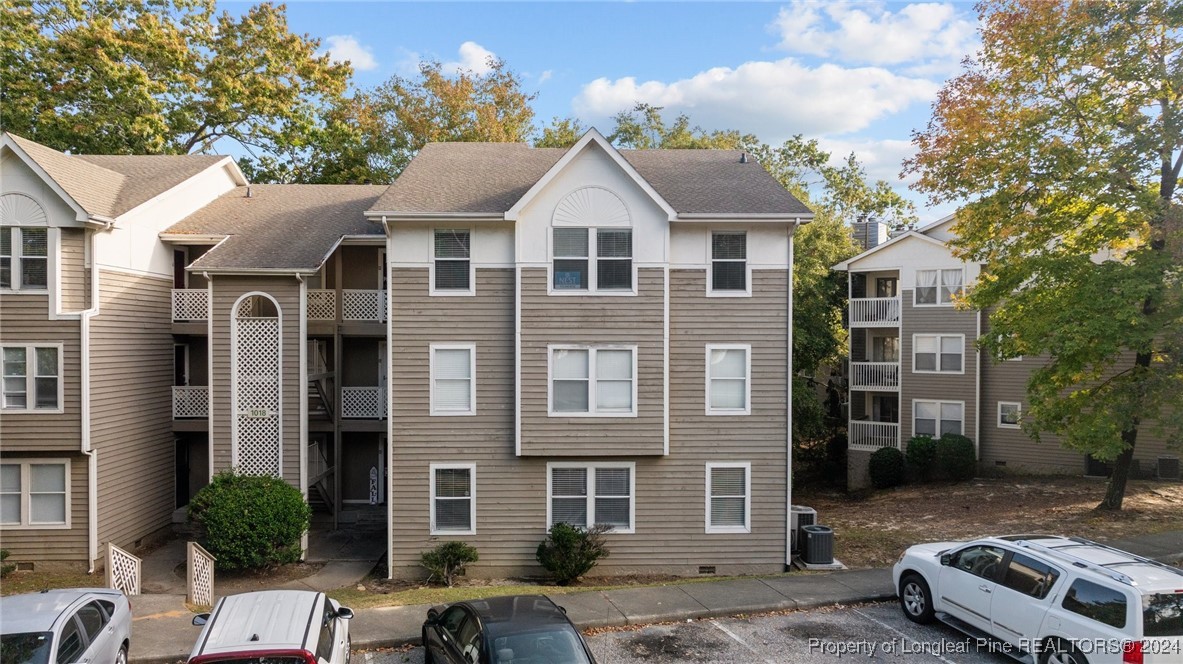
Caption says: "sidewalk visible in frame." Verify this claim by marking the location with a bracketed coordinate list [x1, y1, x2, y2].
[128, 530, 1183, 664]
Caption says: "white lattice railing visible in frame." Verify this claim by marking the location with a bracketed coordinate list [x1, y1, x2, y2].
[106, 543, 141, 596]
[850, 362, 900, 390]
[849, 420, 901, 451]
[187, 541, 216, 607]
[306, 290, 336, 321]
[342, 386, 386, 418]
[850, 297, 900, 327]
[173, 386, 209, 418]
[172, 289, 208, 322]
[342, 289, 387, 322]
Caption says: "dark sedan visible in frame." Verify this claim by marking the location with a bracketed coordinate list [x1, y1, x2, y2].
[422, 595, 596, 664]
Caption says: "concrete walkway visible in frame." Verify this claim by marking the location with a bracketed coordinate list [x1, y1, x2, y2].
[127, 530, 1183, 664]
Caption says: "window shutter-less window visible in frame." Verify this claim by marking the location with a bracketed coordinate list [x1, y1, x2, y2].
[596, 230, 632, 290]
[940, 336, 962, 372]
[0, 229, 11, 289]
[0, 464, 19, 524]
[710, 467, 747, 528]
[593, 467, 630, 528]
[595, 350, 632, 410]
[21, 228, 47, 289]
[709, 348, 747, 410]
[434, 467, 471, 531]
[2, 348, 27, 408]
[434, 230, 470, 291]
[34, 347, 58, 409]
[551, 468, 588, 526]
[711, 232, 746, 291]
[433, 349, 471, 412]
[552, 349, 590, 412]
[553, 229, 589, 290]
[29, 463, 66, 524]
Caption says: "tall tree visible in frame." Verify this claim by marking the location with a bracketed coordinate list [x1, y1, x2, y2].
[534, 117, 587, 148]
[905, 0, 1182, 509]
[608, 103, 758, 150]
[1, 0, 351, 171]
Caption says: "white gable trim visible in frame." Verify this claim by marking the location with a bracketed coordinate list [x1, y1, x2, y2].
[505, 128, 677, 222]
[831, 230, 951, 271]
[916, 213, 957, 236]
[1, 136, 90, 224]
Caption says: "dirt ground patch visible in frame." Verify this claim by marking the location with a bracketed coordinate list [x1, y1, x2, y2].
[796, 476, 1183, 568]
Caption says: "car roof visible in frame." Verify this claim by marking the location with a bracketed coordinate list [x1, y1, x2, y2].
[194, 590, 323, 655]
[459, 595, 572, 629]
[985, 535, 1183, 593]
[0, 588, 124, 633]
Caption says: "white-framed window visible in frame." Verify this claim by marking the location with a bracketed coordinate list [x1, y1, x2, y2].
[550, 228, 634, 293]
[0, 227, 48, 291]
[548, 346, 636, 416]
[706, 463, 750, 533]
[998, 402, 1022, 429]
[0, 459, 70, 528]
[708, 231, 749, 296]
[429, 344, 476, 416]
[431, 229, 473, 295]
[912, 334, 964, 373]
[913, 400, 964, 438]
[1, 345, 62, 412]
[547, 462, 634, 533]
[706, 345, 751, 415]
[914, 268, 963, 306]
[429, 463, 475, 535]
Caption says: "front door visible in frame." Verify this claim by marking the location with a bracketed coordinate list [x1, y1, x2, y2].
[173, 249, 187, 289]
[937, 544, 1004, 632]
[876, 277, 898, 298]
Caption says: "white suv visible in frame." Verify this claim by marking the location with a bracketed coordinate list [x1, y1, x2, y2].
[893, 535, 1183, 664]
[186, 590, 353, 664]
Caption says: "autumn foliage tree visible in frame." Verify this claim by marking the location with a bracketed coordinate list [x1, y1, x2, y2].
[906, 0, 1182, 509]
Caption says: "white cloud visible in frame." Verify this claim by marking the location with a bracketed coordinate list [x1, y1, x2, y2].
[538, 70, 554, 85]
[442, 41, 498, 76]
[817, 137, 916, 186]
[572, 58, 938, 142]
[773, 1, 978, 74]
[318, 35, 378, 72]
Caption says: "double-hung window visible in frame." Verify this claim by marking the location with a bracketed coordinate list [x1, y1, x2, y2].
[430, 344, 475, 416]
[0, 460, 69, 528]
[548, 463, 634, 533]
[0, 227, 48, 291]
[998, 402, 1022, 429]
[549, 346, 635, 416]
[551, 228, 633, 292]
[430, 463, 475, 535]
[710, 231, 747, 294]
[2, 345, 61, 411]
[706, 463, 750, 533]
[433, 229, 472, 294]
[913, 335, 963, 373]
[706, 345, 750, 415]
[914, 268, 963, 305]
[914, 400, 963, 437]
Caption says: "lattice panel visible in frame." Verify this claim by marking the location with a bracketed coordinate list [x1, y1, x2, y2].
[342, 289, 387, 322]
[306, 290, 336, 320]
[172, 386, 209, 418]
[106, 543, 141, 596]
[172, 289, 208, 321]
[342, 386, 385, 418]
[234, 316, 281, 477]
[187, 542, 216, 607]
[236, 297, 256, 317]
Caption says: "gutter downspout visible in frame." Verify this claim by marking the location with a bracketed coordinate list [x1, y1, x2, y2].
[975, 309, 982, 460]
[381, 216, 395, 580]
[80, 228, 104, 573]
[205, 272, 214, 481]
[297, 273, 309, 558]
[785, 220, 799, 568]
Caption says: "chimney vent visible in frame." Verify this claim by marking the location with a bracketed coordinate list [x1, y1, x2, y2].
[246, 186, 253, 198]
[739, 152, 748, 164]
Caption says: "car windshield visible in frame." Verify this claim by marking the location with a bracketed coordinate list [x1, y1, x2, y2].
[488, 625, 592, 664]
[0, 632, 53, 664]
[1144, 593, 1183, 637]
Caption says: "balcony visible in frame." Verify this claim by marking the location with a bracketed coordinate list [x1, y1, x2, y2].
[172, 289, 208, 322]
[342, 386, 386, 419]
[850, 362, 900, 391]
[850, 297, 900, 327]
[173, 386, 208, 418]
[848, 420, 900, 451]
[306, 289, 387, 323]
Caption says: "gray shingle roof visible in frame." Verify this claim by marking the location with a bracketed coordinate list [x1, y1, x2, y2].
[368, 141, 811, 217]
[169, 185, 385, 271]
[6, 133, 227, 219]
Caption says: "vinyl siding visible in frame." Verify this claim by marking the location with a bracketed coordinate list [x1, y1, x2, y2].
[90, 270, 176, 552]
[0, 293, 82, 451]
[210, 276, 303, 488]
[519, 267, 664, 456]
[899, 292, 978, 446]
[59, 228, 90, 312]
[0, 452, 89, 565]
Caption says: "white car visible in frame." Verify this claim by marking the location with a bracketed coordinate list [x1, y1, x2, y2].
[893, 535, 1183, 664]
[0, 588, 132, 664]
[187, 590, 354, 664]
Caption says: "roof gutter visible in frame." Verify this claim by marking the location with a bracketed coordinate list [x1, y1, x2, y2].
[84, 215, 115, 231]
[676, 212, 815, 221]
[159, 234, 229, 245]
[188, 267, 320, 276]
[363, 211, 504, 221]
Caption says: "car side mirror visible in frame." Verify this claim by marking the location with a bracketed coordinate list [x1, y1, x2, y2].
[336, 607, 354, 620]
[939, 553, 952, 566]
[558, 605, 567, 614]
[192, 613, 210, 626]
[425, 608, 439, 625]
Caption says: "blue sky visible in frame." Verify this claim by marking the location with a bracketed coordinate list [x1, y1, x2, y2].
[237, 1, 982, 219]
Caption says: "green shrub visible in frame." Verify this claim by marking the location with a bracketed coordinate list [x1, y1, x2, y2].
[536, 523, 610, 585]
[868, 446, 906, 489]
[936, 434, 977, 482]
[188, 471, 310, 571]
[905, 436, 938, 482]
[0, 550, 14, 578]
[421, 541, 479, 587]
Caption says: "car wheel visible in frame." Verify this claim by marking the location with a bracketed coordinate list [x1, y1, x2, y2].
[899, 573, 935, 624]
[115, 644, 128, 664]
[1040, 638, 1089, 664]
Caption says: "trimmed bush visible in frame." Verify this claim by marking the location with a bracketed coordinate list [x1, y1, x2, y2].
[421, 541, 479, 587]
[936, 434, 977, 482]
[0, 550, 13, 578]
[905, 435, 938, 482]
[536, 523, 610, 585]
[868, 446, 906, 489]
[188, 471, 310, 571]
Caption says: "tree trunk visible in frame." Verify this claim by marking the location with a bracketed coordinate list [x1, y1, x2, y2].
[1096, 349, 1151, 511]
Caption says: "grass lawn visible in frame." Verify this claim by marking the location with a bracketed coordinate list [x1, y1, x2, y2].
[1, 570, 103, 596]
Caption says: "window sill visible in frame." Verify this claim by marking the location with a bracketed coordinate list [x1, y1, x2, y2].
[706, 526, 751, 535]
[706, 409, 751, 416]
[547, 411, 638, 418]
[0, 522, 70, 530]
[910, 369, 965, 375]
[998, 424, 1021, 430]
[546, 289, 638, 297]
[706, 290, 752, 298]
[0, 289, 49, 295]
[429, 410, 477, 417]
[430, 528, 476, 536]
[0, 407, 65, 414]
[428, 289, 476, 297]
